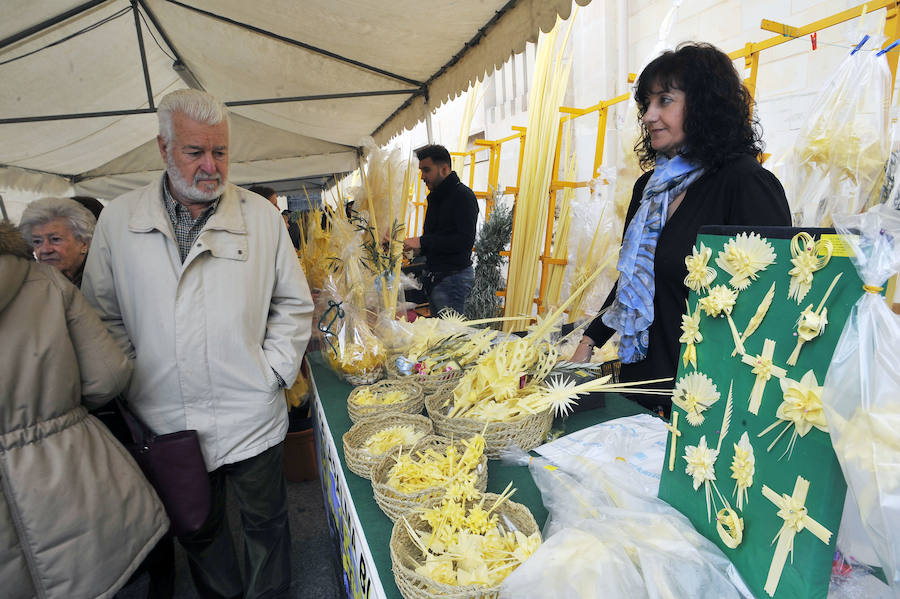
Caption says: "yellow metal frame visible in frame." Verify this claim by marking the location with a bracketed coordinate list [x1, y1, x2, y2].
[406, 176, 426, 237]
[732, 1, 900, 101]
[408, 131, 527, 237]
[531, 92, 632, 313]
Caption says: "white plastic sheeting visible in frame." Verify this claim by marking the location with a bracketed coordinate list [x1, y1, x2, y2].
[1, 0, 589, 199]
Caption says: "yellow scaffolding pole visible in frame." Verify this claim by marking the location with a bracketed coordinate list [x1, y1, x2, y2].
[528, 92, 631, 313]
[732, 0, 900, 102]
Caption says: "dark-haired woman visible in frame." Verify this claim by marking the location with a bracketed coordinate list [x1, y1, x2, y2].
[571, 42, 790, 413]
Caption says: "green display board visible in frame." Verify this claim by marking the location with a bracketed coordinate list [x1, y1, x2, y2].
[658, 229, 865, 599]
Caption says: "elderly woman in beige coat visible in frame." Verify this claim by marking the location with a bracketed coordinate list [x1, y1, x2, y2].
[0, 221, 169, 599]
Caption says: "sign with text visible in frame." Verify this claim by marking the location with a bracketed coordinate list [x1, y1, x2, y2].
[312, 381, 387, 599]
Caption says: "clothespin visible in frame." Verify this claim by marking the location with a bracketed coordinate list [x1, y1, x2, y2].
[876, 38, 900, 57]
[810, 32, 817, 51]
[851, 34, 870, 55]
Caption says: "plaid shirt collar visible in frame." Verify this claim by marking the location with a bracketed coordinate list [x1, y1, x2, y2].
[161, 174, 221, 261]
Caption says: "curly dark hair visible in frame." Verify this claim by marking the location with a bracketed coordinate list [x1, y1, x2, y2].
[634, 42, 764, 171]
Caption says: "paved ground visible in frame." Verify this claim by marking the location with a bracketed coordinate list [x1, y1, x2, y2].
[118, 478, 343, 598]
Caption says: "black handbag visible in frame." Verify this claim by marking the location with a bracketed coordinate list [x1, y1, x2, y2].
[115, 398, 211, 537]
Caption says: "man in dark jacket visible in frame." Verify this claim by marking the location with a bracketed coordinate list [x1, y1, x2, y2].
[403, 144, 478, 316]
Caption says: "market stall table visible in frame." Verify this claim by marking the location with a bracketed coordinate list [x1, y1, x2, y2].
[306, 352, 650, 599]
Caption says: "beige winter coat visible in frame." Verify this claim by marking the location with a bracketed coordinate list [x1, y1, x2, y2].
[0, 222, 169, 599]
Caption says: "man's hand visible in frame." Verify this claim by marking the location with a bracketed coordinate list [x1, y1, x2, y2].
[403, 236, 421, 251]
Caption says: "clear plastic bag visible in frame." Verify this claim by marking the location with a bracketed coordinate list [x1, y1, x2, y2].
[318, 275, 386, 379]
[821, 204, 900, 591]
[562, 168, 621, 323]
[500, 415, 751, 599]
[873, 50, 900, 212]
[784, 38, 891, 226]
[829, 550, 896, 599]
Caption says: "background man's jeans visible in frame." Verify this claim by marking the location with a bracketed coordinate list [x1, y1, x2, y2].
[428, 266, 475, 316]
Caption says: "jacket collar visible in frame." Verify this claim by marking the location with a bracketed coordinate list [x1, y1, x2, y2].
[128, 174, 249, 265]
[428, 170, 461, 200]
[129, 174, 247, 237]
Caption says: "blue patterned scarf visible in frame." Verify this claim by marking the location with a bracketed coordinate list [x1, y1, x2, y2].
[602, 154, 705, 363]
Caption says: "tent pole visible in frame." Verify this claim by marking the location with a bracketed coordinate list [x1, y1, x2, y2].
[136, 0, 185, 63]
[131, 1, 155, 110]
[0, 90, 415, 124]
[0, 0, 108, 51]
[424, 89, 434, 144]
[425, 109, 434, 144]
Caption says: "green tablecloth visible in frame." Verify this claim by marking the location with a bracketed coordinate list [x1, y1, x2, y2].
[308, 352, 649, 599]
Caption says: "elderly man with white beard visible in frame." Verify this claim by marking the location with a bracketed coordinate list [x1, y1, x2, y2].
[83, 89, 313, 599]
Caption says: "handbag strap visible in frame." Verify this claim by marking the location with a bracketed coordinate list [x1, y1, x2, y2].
[113, 396, 156, 448]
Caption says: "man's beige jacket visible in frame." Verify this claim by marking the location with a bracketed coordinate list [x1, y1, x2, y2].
[83, 177, 313, 470]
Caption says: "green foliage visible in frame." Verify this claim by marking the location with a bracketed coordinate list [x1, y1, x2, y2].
[353, 216, 404, 276]
[464, 202, 513, 321]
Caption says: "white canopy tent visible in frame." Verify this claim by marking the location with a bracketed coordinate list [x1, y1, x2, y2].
[1, 0, 588, 203]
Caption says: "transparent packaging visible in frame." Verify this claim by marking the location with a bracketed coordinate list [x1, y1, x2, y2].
[500, 415, 751, 599]
[784, 39, 891, 226]
[821, 204, 900, 591]
[319, 275, 386, 380]
[562, 168, 621, 323]
[874, 55, 900, 212]
[829, 551, 895, 599]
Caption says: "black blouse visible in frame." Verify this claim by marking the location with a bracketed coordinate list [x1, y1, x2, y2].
[584, 154, 791, 408]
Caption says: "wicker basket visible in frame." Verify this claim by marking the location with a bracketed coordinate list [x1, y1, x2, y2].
[341, 365, 386, 387]
[342, 413, 433, 479]
[390, 493, 540, 599]
[347, 379, 425, 424]
[425, 392, 553, 460]
[371, 435, 488, 522]
[386, 357, 466, 393]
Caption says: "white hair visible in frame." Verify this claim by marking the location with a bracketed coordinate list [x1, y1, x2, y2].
[157, 89, 229, 143]
[19, 197, 96, 245]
